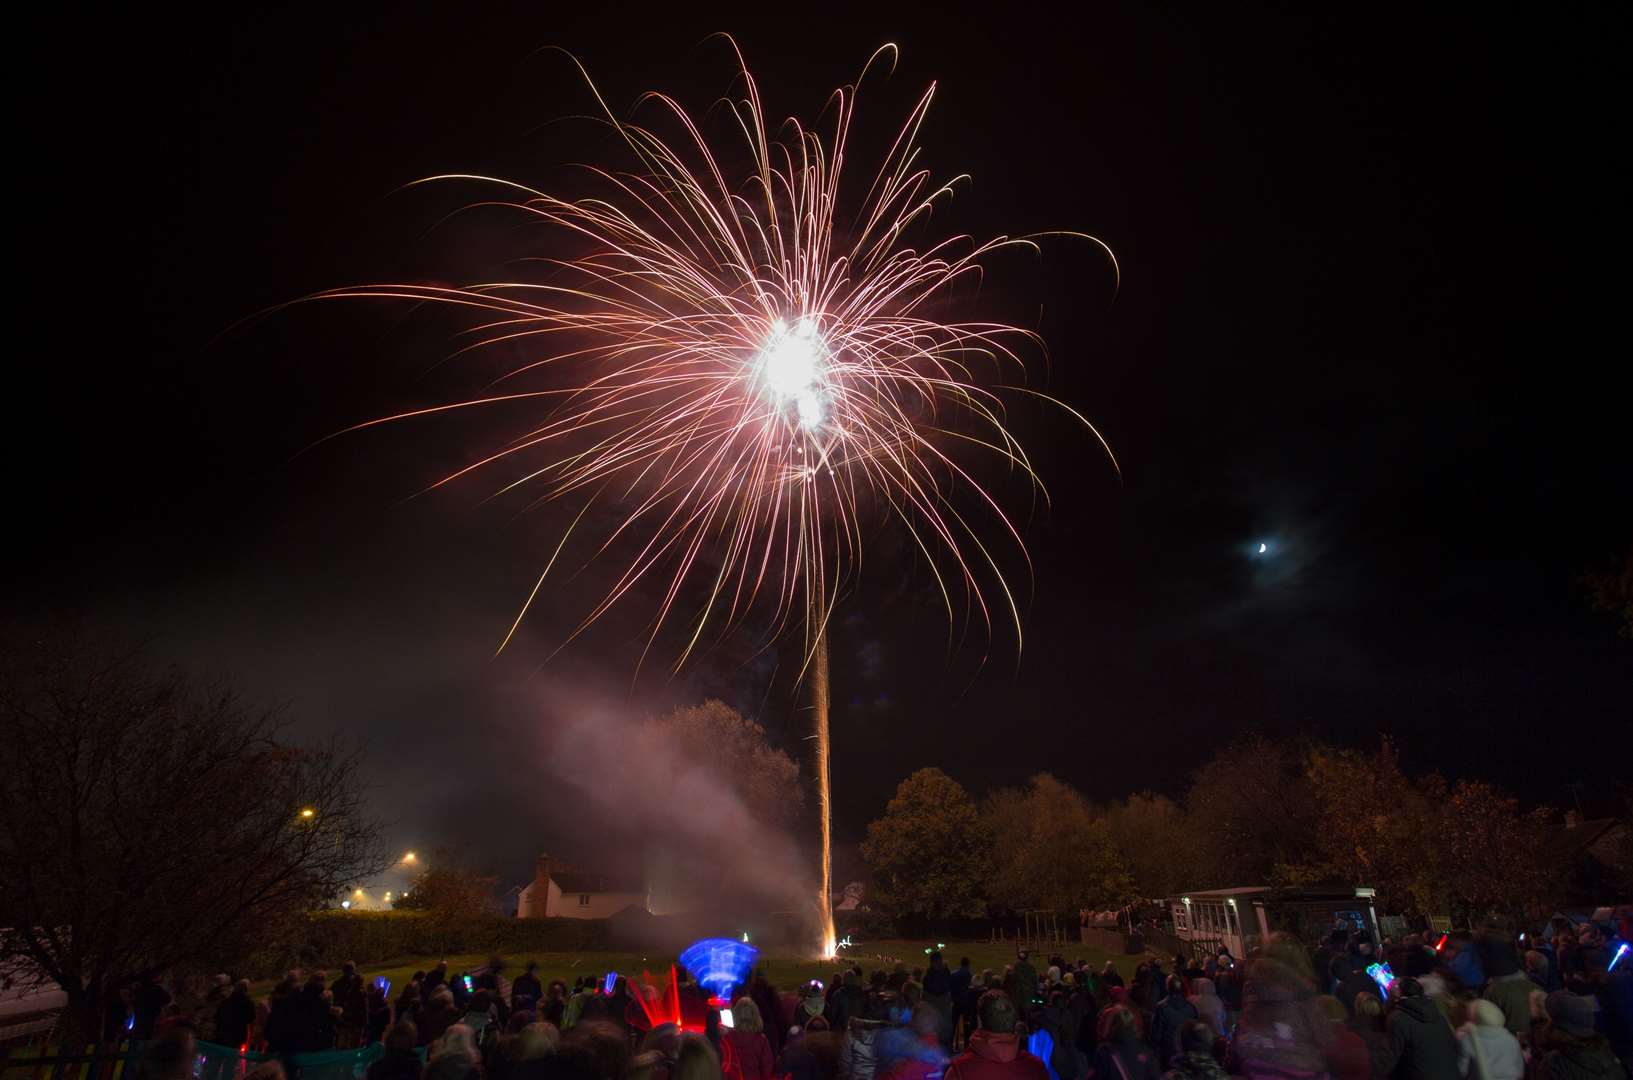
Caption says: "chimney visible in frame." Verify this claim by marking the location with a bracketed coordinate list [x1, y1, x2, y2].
[535, 853, 552, 892]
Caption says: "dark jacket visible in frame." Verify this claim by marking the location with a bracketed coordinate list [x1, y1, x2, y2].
[1088, 1034, 1160, 1080]
[1149, 996, 1198, 1068]
[1384, 996, 1459, 1080]
[214, 990, 256, 1049]
[828, 984, 868, 1033]
[1161, 1050, 1228, 1080]
[1536, 1033, 1624, 1080]
[510, 973, 543, 1012]
[367, 1049, 425, 1080]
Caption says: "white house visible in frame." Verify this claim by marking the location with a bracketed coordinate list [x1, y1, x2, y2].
[515, 854, 649, 919]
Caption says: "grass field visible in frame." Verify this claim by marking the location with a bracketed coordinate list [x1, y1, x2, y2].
[276, 940, 1149, 998]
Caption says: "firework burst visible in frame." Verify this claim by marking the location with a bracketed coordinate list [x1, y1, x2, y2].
[312, 37, 1116, 671]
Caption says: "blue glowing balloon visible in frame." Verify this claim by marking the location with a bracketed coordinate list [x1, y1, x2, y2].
[677, 937, 759, 1001]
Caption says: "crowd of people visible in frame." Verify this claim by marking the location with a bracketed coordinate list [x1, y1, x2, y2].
[121, 920, 1630, 1080]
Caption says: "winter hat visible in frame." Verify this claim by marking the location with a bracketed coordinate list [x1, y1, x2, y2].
[1468, 1000, 1505, 1028]
[801, 987, 826, 1019]
[1545, 991, 1597, 1037]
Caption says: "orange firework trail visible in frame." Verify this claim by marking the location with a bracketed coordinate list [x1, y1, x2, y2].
[306, 38, 1116, 953]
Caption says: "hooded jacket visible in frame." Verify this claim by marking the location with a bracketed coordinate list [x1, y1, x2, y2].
[946, 1030, 1051, 1080]
[1186, 980, 1226, 1038]
[1385, 995, 1459, 1080]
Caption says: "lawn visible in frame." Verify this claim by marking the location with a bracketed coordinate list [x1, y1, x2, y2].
[272, 939, 1148, 998]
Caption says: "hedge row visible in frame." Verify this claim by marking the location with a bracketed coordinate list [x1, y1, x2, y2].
[247, 911, 613, 979]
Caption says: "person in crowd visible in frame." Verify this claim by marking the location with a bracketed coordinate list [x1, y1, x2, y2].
[540, 983, 567, 1029]
[719, 997, 771, 1080]
[1312, 996, 1369, 1080]
[332, 962, 368, 1049]
[1453, 999, 1521, 1080]
[367, 983, 394, 1045]
[1477, 935, 1533, 1039]
[215, 979, 256, 1050]
[945, 990, 1050, 1080]
[420, 988, 462, 1048]
[781, 1014, 841, 1080]
[1212, 958, 1241, 1024]
[880, 1004, 950, 1080]
[1346, 994, 1393, 1079]
[1099, 964, 1124, 993]
[511, 964, 543, 1014]
[499, 1022, 561, 1080]
[133, 975, 173, 1041]
[747, 970, 787, 1057]
[1012, 953, 1040, 1015]
[1570, 926, 1612, 978]
[1328, 958, 1382, 1017]
[397, 984, 423, 1032]
[796, 981, 829, 1029]
[839, 994, 892, 1080]
[828, 971, 868, 1033]
[1087, 1006, 1158, 1080]
[1524, 951, 1554, 991]
[560, 1020, 634, 1080]
[950, 959, 976, 1044]
[1162, 1021, 1228, 1080]
[1382, 978, 1459, 1080]
[462, 989, 499, 1041]
[425, 963, 450, 995]
[1150, 976, 1199, 1069]
[1186, 977, 1225, 1039]
[923, 954, 953, 1042]
[671, 1032, 722, 1080]
[105, 984, 136, 1043]
[368, 1021, 425, 1080]
[1533, 990, 1622, 1080]
[1228, 932, 1336, 1080]
[136, 1026, 197, 1080]
[427, 1023, 483, 1080]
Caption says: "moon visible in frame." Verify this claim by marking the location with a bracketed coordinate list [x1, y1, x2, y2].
[1257, 542, 1268, 554]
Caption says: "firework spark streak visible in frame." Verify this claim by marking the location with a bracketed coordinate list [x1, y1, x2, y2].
[304, 38, 1115, 953]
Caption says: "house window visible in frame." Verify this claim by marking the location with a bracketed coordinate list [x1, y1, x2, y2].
[1173, 904, 1189, 933]
[578, 894, 591, 906]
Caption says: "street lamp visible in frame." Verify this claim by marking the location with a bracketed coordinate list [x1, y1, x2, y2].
[403, 851, 417, 864]
[299, 807, 316, 820]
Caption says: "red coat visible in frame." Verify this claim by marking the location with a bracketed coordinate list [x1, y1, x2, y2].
[945, 1031, 1051, 1080]
[727, 1029, 776, 1080]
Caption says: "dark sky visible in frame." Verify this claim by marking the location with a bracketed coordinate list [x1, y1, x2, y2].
[12, 5, 1629, 884]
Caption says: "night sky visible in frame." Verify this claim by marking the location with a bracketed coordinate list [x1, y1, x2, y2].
[13, 5, 1629, 884]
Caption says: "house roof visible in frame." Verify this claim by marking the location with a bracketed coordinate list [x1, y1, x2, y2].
[1544, 818, 1621, 855]
[550, 870, 643, 895]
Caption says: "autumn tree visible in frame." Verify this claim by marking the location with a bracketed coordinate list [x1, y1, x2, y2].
[1581, 545, 1633, 638]
[0, 632, 387, 1043]
[1103, 793, 1200, 897]
[1302, 739, 1435, 912]
[862, 768, 989, 921]
[394, 850, 500, 914]
[1431, 780, 1555, 920]
[644, 700, 803, 826]
[1185, 735, 1323, 888]
[985, 774, 1136, 912]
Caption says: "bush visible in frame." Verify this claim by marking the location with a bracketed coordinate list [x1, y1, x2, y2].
[247, 911, 612, 978]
